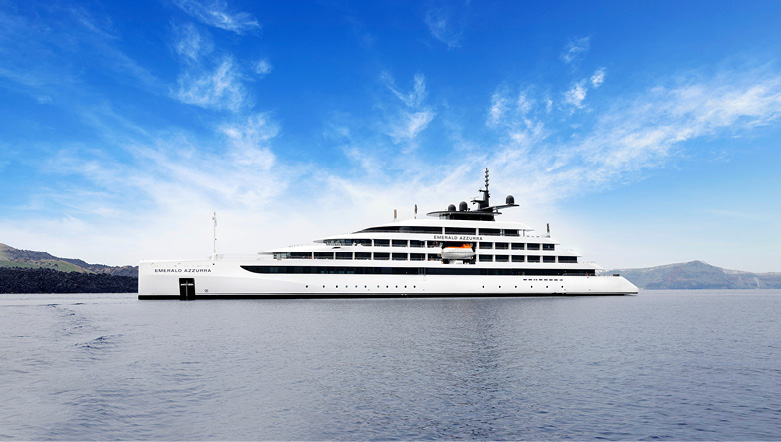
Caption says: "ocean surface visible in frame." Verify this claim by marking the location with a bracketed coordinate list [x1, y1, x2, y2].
[0, 290, 779, 441]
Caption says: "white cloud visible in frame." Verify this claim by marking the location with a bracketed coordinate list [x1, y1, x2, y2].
[254, 59, 272, 77]
[381, 72, 427, 107]
[174, 56, 248, 111]
[173, 0, 260, 34]
[490, 69, 781, 204]
[560, 36, 590, 64]
[174, 22, 213, 61]
[388, 110, 435, 144]
[563, 80, 588, 109]
[380, 72, 436, 148]
[591, 68, 606, 88]
[424, 8, 462, 49]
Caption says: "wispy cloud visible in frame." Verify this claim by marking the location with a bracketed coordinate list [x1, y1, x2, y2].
[489, 68, 781, 203]
[174, 56, 249, 111]
[253, 59, 272, 78]
[173, 0, 260, 34]
[563, 80, 588, 109]
[380, 73, 436, 148]
[591, 67, 606, 88]
[560, 36, 590, 65]
[424, 8, 462, 49]
[173, 22, 213, 61]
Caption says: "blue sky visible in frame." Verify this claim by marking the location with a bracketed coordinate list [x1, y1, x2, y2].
[1, 0, 780, 272]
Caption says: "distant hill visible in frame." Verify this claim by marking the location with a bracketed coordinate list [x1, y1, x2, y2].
[0, 243, 137, 277]
[0, 243, 138, 293]
[609, 260, 781, 290]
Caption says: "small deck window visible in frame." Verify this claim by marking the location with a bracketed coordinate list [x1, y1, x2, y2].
[495, 242, 509, 250]
[504, 229, 520, 236]
[354, 239, 372, 246]
[527, 255, 540, 263]
[479, 228, 501, 236]
[479, 255, 493, 262]
[427, 241, 442, 248]
[542, 244, 555, 251]
[427, 254, 441, 261]
[374, 252, 390, 260]
[479, 242, 493, 249]
[543, 256, 555, 263]
[392, 239, 408, 247]
[410, 253, 425, 261]
[511, 243, 524, 250]
[409, 240, 425, 248]
[495, 255, 509, 262]
[392, 253, 408, 261]
[314, 252, 334, 259]
[374, 239, 390, 247]
[527, 243, 540, 251]
[290, 252, 312, 259]
[336, 252, 353, 260]
[512, 255, 525, 262]
[355, 252, 371, 260]
[558, 256, 578, 263]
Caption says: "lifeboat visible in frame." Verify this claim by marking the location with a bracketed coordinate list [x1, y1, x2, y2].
[441, 244, 475, 260]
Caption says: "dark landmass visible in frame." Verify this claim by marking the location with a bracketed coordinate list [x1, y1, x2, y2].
[0, 243, 138, 293]
[0, 243, 137, 277]
[0, 267, 137, 293]
[609, 260, 781, 290]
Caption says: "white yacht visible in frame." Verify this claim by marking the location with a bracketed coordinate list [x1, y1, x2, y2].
[138, 170, 638, 299]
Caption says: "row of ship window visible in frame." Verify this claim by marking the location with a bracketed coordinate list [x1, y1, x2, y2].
[325, 239, 555, 250]
[243, 265, 594, 276]
[274, 251, 577, 263]
[356, 226, 523, 236]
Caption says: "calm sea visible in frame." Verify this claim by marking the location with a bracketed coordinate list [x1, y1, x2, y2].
[0, 290, 779, 441]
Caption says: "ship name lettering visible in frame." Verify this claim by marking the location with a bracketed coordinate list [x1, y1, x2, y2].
[433, 235, 483, 241]
[155, 268, 211, 273]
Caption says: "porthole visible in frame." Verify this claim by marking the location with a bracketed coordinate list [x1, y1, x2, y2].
[306, 285, 308, 288]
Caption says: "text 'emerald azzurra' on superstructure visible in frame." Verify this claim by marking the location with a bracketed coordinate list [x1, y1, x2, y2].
[138, 169, 638, 299]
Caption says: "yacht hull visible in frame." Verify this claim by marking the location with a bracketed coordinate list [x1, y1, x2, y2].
[138, 259, 639, 299]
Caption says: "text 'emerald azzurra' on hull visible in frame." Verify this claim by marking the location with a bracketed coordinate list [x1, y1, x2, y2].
[138, 169, 638, 299]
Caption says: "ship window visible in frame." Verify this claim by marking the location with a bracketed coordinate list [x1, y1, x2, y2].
[273, 252, 290, 259]
[374, 239, 390, 247]
[511, 243, 524, 250]
[445, 227, 476, 235]
[410, 253, 425, 261]
[409, 240, 425, 248]
[392, 253, 408, 261]
[495, 242, 509, 250]
[355, 252, 371, 260]
[374, 252, 390, 260]
[392, 239, 408, 247]
[543, 244, 555, 251]
[336, 252, 353, 260]
[527, 243, 540, 250]
[354, 239, 372, 246]
[427, 254, 441, 261]
[527, 255, 540, 263]
[543, 256, 555, 263]
[512, 255, 525, 262]
[314, 252, 334, 259]
[479, 228, 501, 236]
[559, 256, 578, 263]
[290, 252, 312, 259]
[495, 255, 509, 262]
[479, 255, 493, 262]
[504, 229, 520, 237]
[427, 241, 442, 248]
[479, 242, 493, 249]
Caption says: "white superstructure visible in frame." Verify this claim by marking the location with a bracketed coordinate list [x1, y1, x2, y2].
[139, 169, 638, 299]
